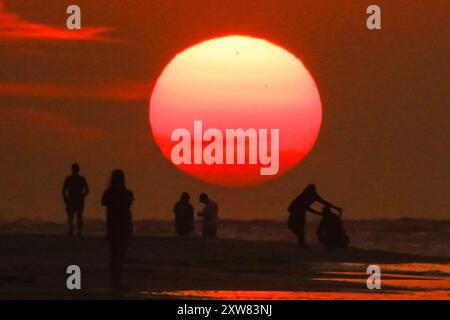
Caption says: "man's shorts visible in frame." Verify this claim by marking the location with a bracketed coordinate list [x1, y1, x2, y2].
[66, 202, 85, 215]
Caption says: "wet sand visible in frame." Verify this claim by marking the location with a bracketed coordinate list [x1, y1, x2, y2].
[0, 234, 448, 299]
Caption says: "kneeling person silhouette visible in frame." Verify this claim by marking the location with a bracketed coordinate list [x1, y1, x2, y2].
[316, 206, 349, 252]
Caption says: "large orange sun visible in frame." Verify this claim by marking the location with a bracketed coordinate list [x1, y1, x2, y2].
[149, 35, 322, 186]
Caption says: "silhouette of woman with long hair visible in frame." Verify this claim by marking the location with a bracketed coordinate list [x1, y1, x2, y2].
[288, 184, 342, 248]
[173, 192, 194, 236]
[101, 169, 133, 289]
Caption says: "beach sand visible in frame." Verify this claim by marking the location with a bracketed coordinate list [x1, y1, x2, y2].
[0, 219, 449, 299]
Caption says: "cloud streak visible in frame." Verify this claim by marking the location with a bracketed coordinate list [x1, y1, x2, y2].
[0, 82, 151, 101]
[0, 1, 113, 41]
[0, 106, 106, 140]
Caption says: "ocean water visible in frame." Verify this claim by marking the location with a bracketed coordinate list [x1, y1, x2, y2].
[1, 218, 448, 258]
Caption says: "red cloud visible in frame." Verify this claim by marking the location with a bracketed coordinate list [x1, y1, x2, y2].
[0, 107, 106, 140]
[0, 82, 151, 101]
[0, 1, 113, 41]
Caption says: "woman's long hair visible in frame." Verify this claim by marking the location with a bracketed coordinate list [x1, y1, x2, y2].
[109, 169, 126, 189]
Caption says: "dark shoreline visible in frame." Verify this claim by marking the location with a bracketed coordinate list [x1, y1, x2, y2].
[0, 233, 449, 299]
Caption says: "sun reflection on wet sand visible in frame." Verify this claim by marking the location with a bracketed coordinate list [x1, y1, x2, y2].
[153, 289, 450, 300]
[311, 262, 450, 299]
[142, 263, 450, 300]
[339, 262, 450, 274]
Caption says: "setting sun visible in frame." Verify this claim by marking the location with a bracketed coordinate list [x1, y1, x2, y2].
[149, 35, 322, 186]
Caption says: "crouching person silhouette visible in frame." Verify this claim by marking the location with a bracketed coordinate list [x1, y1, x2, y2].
[101, 169, 133, 290]
[317, 205, 349, 252]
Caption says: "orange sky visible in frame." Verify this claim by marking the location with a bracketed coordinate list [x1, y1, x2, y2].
[0, 0, 449, 221]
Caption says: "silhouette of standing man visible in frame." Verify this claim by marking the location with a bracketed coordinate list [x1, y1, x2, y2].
[101, 169, 133, 290]
[62, 163, 89, 237]
[197, 193, 218, 238]
[288, 184, 341, 248]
